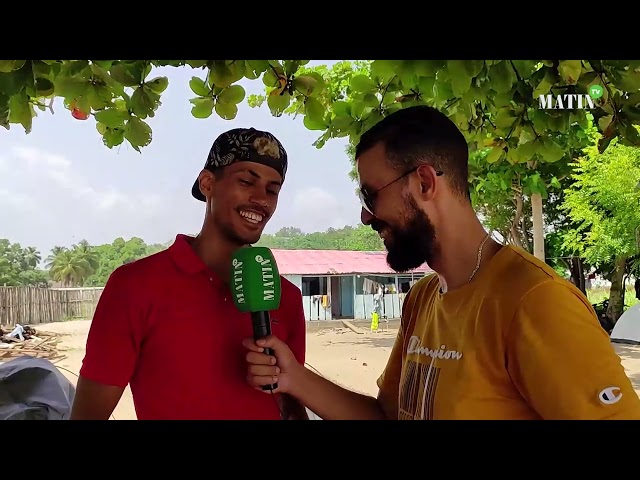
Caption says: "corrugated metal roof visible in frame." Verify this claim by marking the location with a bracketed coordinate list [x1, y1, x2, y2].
[271, 249, 433, 276]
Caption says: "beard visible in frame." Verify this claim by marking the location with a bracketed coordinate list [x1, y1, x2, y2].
[372, 194, 439, 273]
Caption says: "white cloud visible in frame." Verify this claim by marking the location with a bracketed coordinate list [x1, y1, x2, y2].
[1, 143, 362, 258]
[0, 144, 201, 257]
[288, 187, 352, 232]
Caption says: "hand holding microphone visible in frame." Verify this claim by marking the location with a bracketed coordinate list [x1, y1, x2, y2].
[229, 246, 283, 392]
[242, 335, 301, 394]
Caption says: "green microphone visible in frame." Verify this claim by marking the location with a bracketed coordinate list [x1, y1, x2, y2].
[230, 246, 282, 391]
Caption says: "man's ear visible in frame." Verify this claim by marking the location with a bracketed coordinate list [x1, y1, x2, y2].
[198, 169, 216, 198]
[415, 164, 438, 202]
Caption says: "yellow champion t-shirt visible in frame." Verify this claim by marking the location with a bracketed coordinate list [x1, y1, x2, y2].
[377, 245, 640, 420]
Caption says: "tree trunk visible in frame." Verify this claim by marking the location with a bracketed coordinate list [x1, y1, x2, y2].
[510, 192, 524, 249]
[606, 254, 628, 324]
[569, 257, 586, 295]
[531, 192, 545, 261]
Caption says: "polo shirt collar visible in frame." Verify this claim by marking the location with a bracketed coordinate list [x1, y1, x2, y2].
[168, 234, 212, 276]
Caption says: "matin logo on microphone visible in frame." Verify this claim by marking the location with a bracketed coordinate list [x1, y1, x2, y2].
[254, 254, 276, 301]
[231, 257, 245, 305]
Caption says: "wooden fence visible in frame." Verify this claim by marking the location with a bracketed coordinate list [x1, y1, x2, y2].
[0, 286, 104, 327]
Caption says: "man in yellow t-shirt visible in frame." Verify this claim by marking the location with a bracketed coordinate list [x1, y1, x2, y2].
[377, 245, 640, 420]
[240, 105, 640, 420]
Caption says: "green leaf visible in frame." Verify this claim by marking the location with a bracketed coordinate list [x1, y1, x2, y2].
[558, 60, 582, 85]
[598, 114, 614, 132]
[446, 60, 472, 96]
[350, 75, 376, 93]
[189, 77, 210, 97]
[486, 146, 504, 164]
[361, 93, 378, 108]
[488, 61, 516, 94]
[124, 117, 152, 151]
[303, 113, 327, 131]
[304, 97, 325, 123]
[34, 77, 55, 97]
[262, 69, 280, 88]
[87, 84, 112, 110]
[616, 70, 640, 92]
[190, 97, 215, 118]
[215, 101, 238, 120]
[493, 107, 517, 129]
[53, 76, 90, 99]
[332, 101, 351, 117]
[370, 60, 398, 83]
[533, 69, 557, 97]
[131, 88, 156, 119]
[8, 92, 33, 133]
[94, 108, 129, 128]
[267, 92, 290, 116]
[186, 60, 208, 69]
[0, 60, 14, 73]
[624, 123, 640, 146]
[209, 62, 235, 89]
[146, 76, 169, 94]
[218, 85, 245, 104]
[0, 94, 10, 128]
[103, 127, 125, 148]
[433, 80, 454, 102]
[245, 60, 269, 79]
[550, 176, 561, 188]
[292, 75, 319, 96]
[109, 64, 139, 87]
[0, 64, 33, 96]
[539, 138, 565, 163]
[93, 60, 113, 70]
[332, 114, 353, 130]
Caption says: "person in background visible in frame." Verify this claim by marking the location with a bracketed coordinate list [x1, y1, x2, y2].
[71, 128, 308, 420]
[242, 105, 640, 420]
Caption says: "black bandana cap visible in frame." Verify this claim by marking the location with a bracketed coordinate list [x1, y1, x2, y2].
[191, 127, 288, 201]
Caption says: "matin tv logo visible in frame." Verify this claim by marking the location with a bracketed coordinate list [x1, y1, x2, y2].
[538, 84, 604, 110]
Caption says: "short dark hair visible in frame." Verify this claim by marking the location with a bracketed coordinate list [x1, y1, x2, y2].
[355, 105, 470, 201]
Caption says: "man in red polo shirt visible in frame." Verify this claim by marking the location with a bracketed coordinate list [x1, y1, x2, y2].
[70, 128, 308, 420]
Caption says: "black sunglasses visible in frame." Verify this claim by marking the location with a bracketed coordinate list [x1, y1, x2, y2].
[358, 167, 444, 215]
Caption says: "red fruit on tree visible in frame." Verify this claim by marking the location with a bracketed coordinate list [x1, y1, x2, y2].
[71, 108, 89, 120]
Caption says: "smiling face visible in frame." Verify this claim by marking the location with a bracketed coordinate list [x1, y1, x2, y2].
[198, 161, 282, 246]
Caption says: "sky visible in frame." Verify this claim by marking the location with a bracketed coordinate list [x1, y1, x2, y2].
[0, 60, 363, 258]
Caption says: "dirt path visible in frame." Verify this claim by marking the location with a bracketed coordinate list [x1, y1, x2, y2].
[35, 320, 640, 420]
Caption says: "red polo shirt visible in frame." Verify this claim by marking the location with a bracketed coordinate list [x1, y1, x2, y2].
[79, 234, 306, 420]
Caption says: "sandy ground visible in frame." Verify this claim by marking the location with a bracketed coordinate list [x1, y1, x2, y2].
[31, 319, 640, 420]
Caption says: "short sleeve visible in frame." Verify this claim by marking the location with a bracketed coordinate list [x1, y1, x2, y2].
[79, 266, 143, 388]
[285, 285, 306, 365]
[507, 280, 640, 420]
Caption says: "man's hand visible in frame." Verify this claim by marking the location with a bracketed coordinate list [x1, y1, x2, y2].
[242, 335, 302, 394]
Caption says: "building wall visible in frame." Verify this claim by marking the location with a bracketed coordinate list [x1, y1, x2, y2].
[283, 273, 428, 321]
[284, 274, 302, 291]
[283, 274, 332, 321]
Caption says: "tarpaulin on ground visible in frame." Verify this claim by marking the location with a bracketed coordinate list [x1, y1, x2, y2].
[0, 356, 75, 420]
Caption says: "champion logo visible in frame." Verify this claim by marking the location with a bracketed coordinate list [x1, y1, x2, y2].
[598, 386, 622, 405]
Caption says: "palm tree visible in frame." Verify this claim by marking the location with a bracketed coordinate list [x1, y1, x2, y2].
[47, 241, 99, 286]
[45, 246, 68, 269]
[22, 247, 41, 269]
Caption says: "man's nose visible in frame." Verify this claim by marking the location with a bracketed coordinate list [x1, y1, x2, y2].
[249, 191, 268, 208]
[361, 207, 373, 225]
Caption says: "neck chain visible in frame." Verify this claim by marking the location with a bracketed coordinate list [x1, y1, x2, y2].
[468, 233, 491, 283]
[439, 233, 491, 295]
